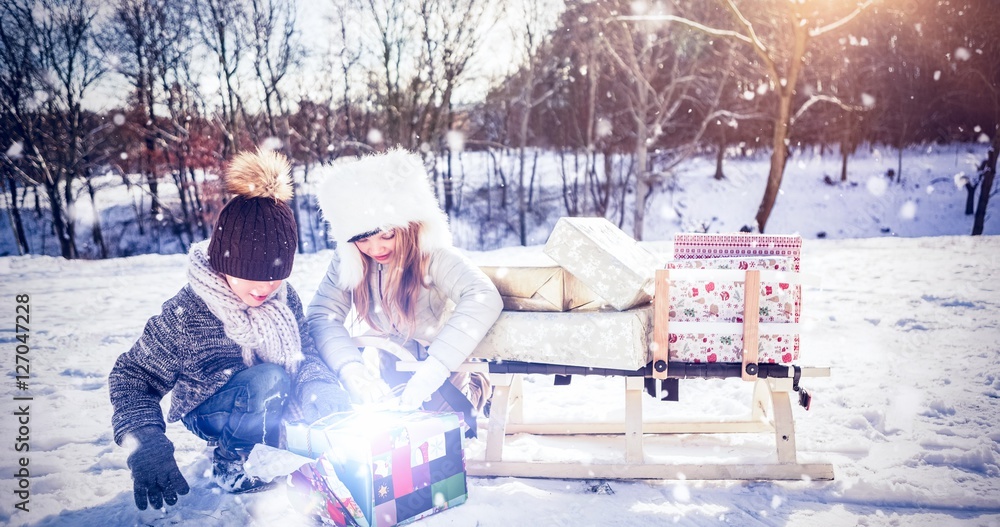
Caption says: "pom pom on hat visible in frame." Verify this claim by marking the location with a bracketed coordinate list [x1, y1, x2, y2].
[224, 148, 294, 201]
[316, 148, 451, 289]
[207, 148, 298, 281]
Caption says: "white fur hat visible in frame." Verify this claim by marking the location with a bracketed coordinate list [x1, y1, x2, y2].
[316, 148, 452, 289]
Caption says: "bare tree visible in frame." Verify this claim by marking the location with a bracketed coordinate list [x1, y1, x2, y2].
[601, 0, 726, 239]
[0, 0, 43, 255]
[350, 0, 419, 147]
[507, 0, 561, 245]
[195, 0, 248, 159]
[936, 1, 1000, 235]
[248, 0, 302, 139]
[417, 0, 499, 214]
[0, 0, 105, 258]
[108, 0, 188, 217]
[623, 0, 874, 232]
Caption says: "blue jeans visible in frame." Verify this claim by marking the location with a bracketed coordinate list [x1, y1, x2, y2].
[181, 363, 290, 460]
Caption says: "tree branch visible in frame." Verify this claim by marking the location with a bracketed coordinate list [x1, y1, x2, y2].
[791, 94, 865, 125]
[810, 0, 874, 37]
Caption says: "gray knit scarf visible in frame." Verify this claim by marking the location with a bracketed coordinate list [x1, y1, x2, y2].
[187, 241, 303, 373]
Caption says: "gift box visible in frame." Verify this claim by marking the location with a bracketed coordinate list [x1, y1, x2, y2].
[673, 233, 802, 271]
[471, 305, 653, 370]
[666, 257, 797, 323]
[285, 411, 467, 527]
[673, 232, 803, 322]
[543, 217, 660, 311]
[479, 264, 604, 312]
[663, 250, 802, 365]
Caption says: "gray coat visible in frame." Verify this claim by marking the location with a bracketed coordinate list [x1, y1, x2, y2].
[307, 246, 503, 373]
[109, 284, 336, 445]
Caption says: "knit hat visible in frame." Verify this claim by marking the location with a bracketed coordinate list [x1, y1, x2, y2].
[316, 148, 451, 289]
[208, 149, 298, 281]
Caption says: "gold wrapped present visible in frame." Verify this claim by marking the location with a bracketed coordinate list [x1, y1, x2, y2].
[479, 264, 604, 312]
[543, 217, 660, 311]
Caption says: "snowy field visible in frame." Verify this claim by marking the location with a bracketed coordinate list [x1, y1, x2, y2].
[0, 144, 999, 526]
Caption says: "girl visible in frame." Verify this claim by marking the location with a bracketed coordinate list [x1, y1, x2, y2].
[109, 149, 349, 509]
[309, 149, 502, 435]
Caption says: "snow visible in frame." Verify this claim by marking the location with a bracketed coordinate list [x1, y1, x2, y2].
[1, 146, 999, 526]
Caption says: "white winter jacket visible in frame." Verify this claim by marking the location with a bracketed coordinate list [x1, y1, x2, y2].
[307, 246, 503, 374]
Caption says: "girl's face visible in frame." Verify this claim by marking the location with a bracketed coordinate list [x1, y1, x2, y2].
[354, 229, 397, 265]
[225, 275, 281, 307]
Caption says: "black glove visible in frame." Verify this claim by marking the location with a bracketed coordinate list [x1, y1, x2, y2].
[126, 426, 190, 510]
[298, 380, 351, 422]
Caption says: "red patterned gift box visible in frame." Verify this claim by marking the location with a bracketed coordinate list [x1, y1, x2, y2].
[667, 233, 805, 365]
[665, 257, 800, 364]
[285, 411, 468, 527]
[673, 233, 802, 271]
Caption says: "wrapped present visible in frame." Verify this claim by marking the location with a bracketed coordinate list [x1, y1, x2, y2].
[663, 254, 801, 364]
[285, 411, 467, 527]
[666, 257, 797, 323]
[673, 233, 802, 271]
[543, 217, 660, 311]
[479, 264, 604, 312]
[471, 305, 653, 370]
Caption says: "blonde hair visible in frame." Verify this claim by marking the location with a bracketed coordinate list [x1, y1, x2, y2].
[353, 222, 430, 338]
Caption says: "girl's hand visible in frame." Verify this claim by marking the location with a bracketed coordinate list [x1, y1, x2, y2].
[399, 356, 451, 411]
[339, 362, 391, 404]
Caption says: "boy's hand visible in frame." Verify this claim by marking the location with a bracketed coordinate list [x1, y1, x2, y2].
[298, 380, 351, 422]
[339, 362, 391, 404]
[126, 426, 190, 510]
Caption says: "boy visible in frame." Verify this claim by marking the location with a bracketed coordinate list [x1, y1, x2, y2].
[109, 149, 348, 510]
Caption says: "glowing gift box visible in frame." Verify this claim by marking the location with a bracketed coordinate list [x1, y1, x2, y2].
[285, 411, 467, 527]
[665, 256, 800, 364]
[543, 217, 660, 311]
[479, 263, 604, 312]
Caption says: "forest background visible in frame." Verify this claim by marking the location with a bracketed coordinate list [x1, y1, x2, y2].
[1, 0, 998, 260]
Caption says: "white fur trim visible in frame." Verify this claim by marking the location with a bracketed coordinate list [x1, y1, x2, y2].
[317, 149, 452, 289]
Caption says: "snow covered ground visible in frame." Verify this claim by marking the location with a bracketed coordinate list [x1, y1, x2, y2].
[0, 144, 999, 526]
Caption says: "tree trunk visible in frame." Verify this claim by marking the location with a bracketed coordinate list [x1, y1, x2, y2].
[45, 181, 74, 259]
[841, 149, 849, 183]
[527, 149, 538, 207]
[755, 92, 793, 234]
[896, 145, 904, 185]
[965, 182, 977, 215]
[633, 140, 650, 240]
[443, 151, 454, 214]
[714, 137, 726, 180]
[517, 146, 527, 246]
[86, 177, 108, 258]
[972, 146, 997, 236]
[3, 177, 29, 254]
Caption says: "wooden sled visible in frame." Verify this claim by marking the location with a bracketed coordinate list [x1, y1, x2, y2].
[354, 269, 833, 482]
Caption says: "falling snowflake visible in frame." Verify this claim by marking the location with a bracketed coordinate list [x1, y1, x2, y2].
[262, 137, 283, 151]
[6, 141, 23, 159]
[446, 130, 465, 153]
[595, 118, 612, 139]
[866, 176, 888, 197]
[899, 201, 917, 220]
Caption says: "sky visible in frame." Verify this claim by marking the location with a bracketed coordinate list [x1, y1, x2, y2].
[1, 145, 998, 526]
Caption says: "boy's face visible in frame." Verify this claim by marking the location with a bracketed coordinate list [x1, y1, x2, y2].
[225, 275, 282, 307]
